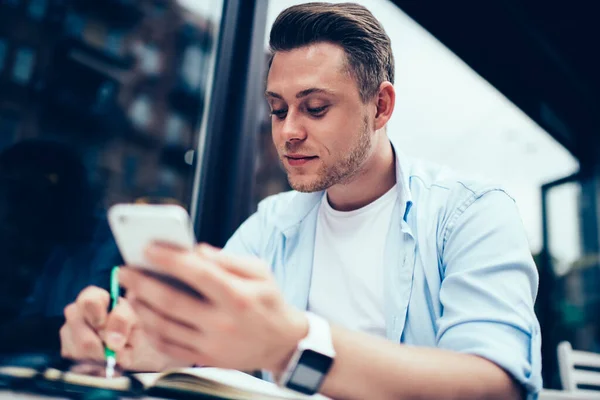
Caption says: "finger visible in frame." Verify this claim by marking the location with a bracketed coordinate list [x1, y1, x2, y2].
[131, 298, 202, 350]
[116, 326, 150, 371]
[59, 323, 75, 359]
[76, 286, 110, 330]
[145, 330, 212, 367]
[141, 245, 242, 307]
[119, 268, 209, 329]
[63, 303, 105, 361]
[117, 347, 134, 371]
[105, 298, 137, 351]
[195, 244, 270, 279]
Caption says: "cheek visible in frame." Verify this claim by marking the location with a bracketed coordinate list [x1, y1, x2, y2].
[309, 119, 353, 154]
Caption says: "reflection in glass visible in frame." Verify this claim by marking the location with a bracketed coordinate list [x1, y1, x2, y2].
[550, 179, 600, 353]
[28, 0, 47, 20]
[0, 0, 223, 354]
[12, 47, 35, 85]
[251, 53, 290, 210]
[547, 182, 582, 276]
[0, 39, 7, 71]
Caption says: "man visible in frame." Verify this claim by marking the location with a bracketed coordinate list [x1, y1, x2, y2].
[59, 3, 542, 399]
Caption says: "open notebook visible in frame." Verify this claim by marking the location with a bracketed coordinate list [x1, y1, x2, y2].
[0, 365, 330, 400]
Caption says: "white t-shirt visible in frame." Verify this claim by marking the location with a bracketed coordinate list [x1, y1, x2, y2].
[308, 185, 397, 337]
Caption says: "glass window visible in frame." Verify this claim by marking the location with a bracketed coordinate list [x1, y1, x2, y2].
[64, 12, 86, 36]
[181, 45, 203, 91]
[0, 113, 19, 150]
[105, 30, 124, 56]
[184, 149, 195, 165]
[165, 113, 184, 144]
[83, 20, 106, 49]
[159, 167, 176, 187]
[94, 81, 116, 112]
[0, 0, 224, 354]
[0, 39, 7, 72]
[123, 155, 138, 188]
[12, 47, 35, 85]
[28, 0, 47, 20]
[135, 43, 161, 75]
[156, 166, 179, 198]
[129, 95, 152, 129]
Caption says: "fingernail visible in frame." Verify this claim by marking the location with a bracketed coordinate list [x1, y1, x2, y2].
[106, 332, 125, 349]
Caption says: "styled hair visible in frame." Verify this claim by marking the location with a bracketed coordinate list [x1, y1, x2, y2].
[268, 2, 394, 102]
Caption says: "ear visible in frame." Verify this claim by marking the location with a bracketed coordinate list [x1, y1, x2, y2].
[373, 82, 395, 131]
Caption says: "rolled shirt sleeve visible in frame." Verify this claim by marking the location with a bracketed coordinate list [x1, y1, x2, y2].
[437, 189, 542, 398]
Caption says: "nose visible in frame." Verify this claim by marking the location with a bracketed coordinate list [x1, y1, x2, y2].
[280, 110, 307, 142]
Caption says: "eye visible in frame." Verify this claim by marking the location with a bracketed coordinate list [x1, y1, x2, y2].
[270, 108, 287, 120]
[307, 105, 328, 117]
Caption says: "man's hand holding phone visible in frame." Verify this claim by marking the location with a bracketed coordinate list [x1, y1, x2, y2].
[59, 203, 200, 371]
[118, 243, 308, 374]
[60, 203, 306, 375]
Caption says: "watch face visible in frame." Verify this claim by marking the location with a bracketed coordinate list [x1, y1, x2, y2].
[286, 349, 334, 395]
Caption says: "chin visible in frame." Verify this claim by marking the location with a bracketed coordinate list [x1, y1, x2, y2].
[288, 176, 329, 193]
[292, 184, 319, 193]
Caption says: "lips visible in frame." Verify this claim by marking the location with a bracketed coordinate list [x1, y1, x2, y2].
[285, 155, 318, 166]
[286, 154, 316, 159]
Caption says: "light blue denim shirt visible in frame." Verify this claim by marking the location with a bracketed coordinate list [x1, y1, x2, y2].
[224, 138, 542, 398]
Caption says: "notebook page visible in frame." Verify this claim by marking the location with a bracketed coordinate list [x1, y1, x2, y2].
[136, 368, 330, 400]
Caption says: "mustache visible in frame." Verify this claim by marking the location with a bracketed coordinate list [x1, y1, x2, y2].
[281, 142, 316, 154]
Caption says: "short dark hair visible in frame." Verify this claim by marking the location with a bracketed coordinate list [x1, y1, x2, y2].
[268, 2, 394, 102]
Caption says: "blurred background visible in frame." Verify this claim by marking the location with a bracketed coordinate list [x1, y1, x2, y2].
[0, 0, 597, 391]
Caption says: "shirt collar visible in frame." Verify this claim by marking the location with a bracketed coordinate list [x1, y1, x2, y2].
[274, 136, 413, 234]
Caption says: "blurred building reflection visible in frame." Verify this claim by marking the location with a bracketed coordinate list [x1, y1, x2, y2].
[251, 52, 289, 210]
[0, 0, 216, 209]
[535, 175, 600, 388]
[0, 0, 221, 351]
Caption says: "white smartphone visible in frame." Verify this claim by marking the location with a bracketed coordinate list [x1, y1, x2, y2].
[107, 203, 196, 270]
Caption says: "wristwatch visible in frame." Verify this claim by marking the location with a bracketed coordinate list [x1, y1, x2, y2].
[277, 312, 336, 395]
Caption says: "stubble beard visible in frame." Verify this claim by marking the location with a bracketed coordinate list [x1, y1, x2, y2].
[283, 116, 372, 193]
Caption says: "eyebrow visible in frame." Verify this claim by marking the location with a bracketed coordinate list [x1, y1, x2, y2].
[265, 87, 335, 99]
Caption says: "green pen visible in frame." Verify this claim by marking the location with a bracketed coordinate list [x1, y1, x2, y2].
[105, 266, 120, 379]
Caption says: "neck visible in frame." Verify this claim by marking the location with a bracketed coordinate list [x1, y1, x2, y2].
[326, 134, 396, 212]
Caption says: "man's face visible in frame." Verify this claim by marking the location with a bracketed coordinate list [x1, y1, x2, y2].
[266, 42, 374, 193]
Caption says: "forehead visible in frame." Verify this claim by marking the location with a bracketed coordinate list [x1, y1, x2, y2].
[267, 42, 357, 98]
